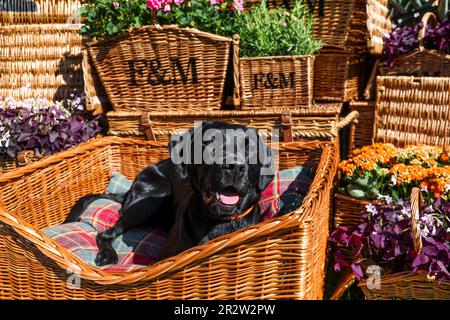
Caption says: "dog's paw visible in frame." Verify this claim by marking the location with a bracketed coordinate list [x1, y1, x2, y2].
[94, 249, 119, 266]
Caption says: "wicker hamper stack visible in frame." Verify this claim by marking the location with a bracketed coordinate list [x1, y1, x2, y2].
[0, 0, 83, 101]
[312, 0, 371, 102]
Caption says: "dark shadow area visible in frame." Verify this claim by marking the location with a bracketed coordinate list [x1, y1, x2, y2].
[53, 51, 84, 102]
[0, 0, 37, 12]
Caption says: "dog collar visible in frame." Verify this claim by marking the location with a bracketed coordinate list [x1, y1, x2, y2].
[224, 205, 255, 221]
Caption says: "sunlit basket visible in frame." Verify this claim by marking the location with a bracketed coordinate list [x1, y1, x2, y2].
[366, 0, 392, 55]
[359, 188, 450, 299]
[82, 50, 110, 115]
[104, 105, 359, 150]
[88, 25, 237, 112]
[0, 23, 84, 101]
[0, 0, 82, 25]
[0, 136, 338, 299]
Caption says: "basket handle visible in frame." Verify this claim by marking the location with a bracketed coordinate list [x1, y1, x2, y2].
[418, 12, 438, 51]
[140, 112, 157, 141]
[281, 112, 293, 142]
[410, 187, 424, 253]
[337, 110, 359, 130]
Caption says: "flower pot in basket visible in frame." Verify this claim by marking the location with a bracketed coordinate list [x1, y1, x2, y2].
[358, 188, 450, 300]
[0, 136, 338, 299]
[87, 25, 236, 112]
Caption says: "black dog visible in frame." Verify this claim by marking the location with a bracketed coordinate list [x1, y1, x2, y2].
[64, 122, 274, 266]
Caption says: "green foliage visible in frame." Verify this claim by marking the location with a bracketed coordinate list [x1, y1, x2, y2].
[80, 0, 151, 39]
[235, 0, 322, 57]
[79, 0, 239, 40]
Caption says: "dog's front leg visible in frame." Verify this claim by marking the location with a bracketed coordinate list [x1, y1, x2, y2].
[95, 220, 124, 266]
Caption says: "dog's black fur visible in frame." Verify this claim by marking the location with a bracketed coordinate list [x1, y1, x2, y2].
[64, 122, 274, 266]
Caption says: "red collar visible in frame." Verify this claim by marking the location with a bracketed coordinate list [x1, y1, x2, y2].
[224, 206, 255, 221]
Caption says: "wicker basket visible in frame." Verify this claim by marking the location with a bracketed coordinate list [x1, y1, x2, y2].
[0, 136, 338, 299]
[0, 23, 84, 101]
[82, 50, 110, 115]
[374, 76, 450, 147]
[311, 0, 368, 53]
[359, 188, 450, 299]
[238, 55, 314, 109]
[333, 193, 371, 229]
[366, 0, 392, 55]
[105, 105, 359, 147]
[378, 13, 450, 77]
[313, 50, 367, 102]
[0, 151, 37, 174]
[0, 0, 81, 25]
[87, 25, 236, 112]
[348, 100, 375, 151]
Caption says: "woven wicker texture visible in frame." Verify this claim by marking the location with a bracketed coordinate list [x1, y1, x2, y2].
[348, 100, 375, 151]
[0, 23, 84, 101]
[0, 136, 338, 299]
[313, 50, 366, 101]
[374, 76, 450, 147]
[359, 188, 450, 299]
[333, 193, 371, 229]
[238, 56, 314, 109]
[82, 50, 109, 115]
[366, 0, 392, 55]
[0, 0, 81, 25]
[105, 106, 360, 146]
[311, 0, 368, 52]
[88, 25, 235, 112]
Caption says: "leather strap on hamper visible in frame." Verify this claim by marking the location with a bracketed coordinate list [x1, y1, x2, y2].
[17, 150, 34, 166]
[141, 112, 156, 141]
[281, 112, 294, 142]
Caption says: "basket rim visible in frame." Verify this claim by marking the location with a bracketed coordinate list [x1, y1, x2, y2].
[239, 55, 316, 61]
[106, 104, 344, 118]
[0, 136, 337, 285]
[88, 24, 233, 48]
[358, 270, 450, 287]
[0, 23, 83, 31]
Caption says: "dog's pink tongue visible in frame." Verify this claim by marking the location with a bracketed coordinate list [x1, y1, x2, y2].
[219, 190, 240, 205]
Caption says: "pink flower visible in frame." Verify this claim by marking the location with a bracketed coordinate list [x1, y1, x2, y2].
[210, 0, 218, 4]
[163, 3, 171, 12]
[112, 1, 120, 7]
[147, 0, 163, 10]
[166, 0, 173, 3]
[231, 0, 243, 11]
[174, 0, 184, 6]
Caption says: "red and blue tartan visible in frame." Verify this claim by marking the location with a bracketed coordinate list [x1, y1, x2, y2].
[44, 166, 312, 271]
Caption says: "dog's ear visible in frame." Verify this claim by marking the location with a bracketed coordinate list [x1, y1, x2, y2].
[257, 137, 275, 192]
[168, 121, 213, 179]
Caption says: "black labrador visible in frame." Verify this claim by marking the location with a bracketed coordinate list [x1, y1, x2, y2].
[64, 122, 275, 266]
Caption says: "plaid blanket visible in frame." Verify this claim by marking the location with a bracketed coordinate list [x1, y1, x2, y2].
[44, 166, 313, 271]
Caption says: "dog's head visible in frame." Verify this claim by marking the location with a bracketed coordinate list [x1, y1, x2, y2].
[169, 121, 275, 220]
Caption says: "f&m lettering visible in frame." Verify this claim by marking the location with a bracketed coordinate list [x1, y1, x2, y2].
[128, 57, 199, 86]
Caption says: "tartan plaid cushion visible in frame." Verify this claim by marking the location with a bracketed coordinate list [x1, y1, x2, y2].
[45, 166, 312, 271]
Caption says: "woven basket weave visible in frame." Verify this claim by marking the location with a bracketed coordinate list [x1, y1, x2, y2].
[374, 76, 450, 147]
[238, 55, 314, 109]
[0, 23, 84, 101]
[359, 188, 450, 299]
[313, 50, 366, 102]
[88, 25, 235, 112]
[348, 100, 375, 151]
[0, 136, 338, 299]
[0, 0, 81, 25]
[366, 0, 392, 55]
[82, 50, 109, 115]
[105, 105, 359, 147]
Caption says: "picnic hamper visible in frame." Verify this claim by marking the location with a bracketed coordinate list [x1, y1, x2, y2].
[358, 188, 450, 300]
[105, 105, 359, 150]
[366, 0, 392, 55]
[0, 0, 81, 25]
[87, 25, 237, 112]
[0, 23, 84, 101]
[82, 50, 109, 115]
[238, 55, 314, 109]
[0, 136, 338, 299]
[348, 100, 375, 151]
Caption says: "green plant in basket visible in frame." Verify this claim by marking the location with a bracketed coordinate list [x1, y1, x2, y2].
[80, 0, 242, 40]
[235, 0, 322, 57]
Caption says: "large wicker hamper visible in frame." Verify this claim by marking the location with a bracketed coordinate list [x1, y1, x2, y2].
[0, 136, 338, 299]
